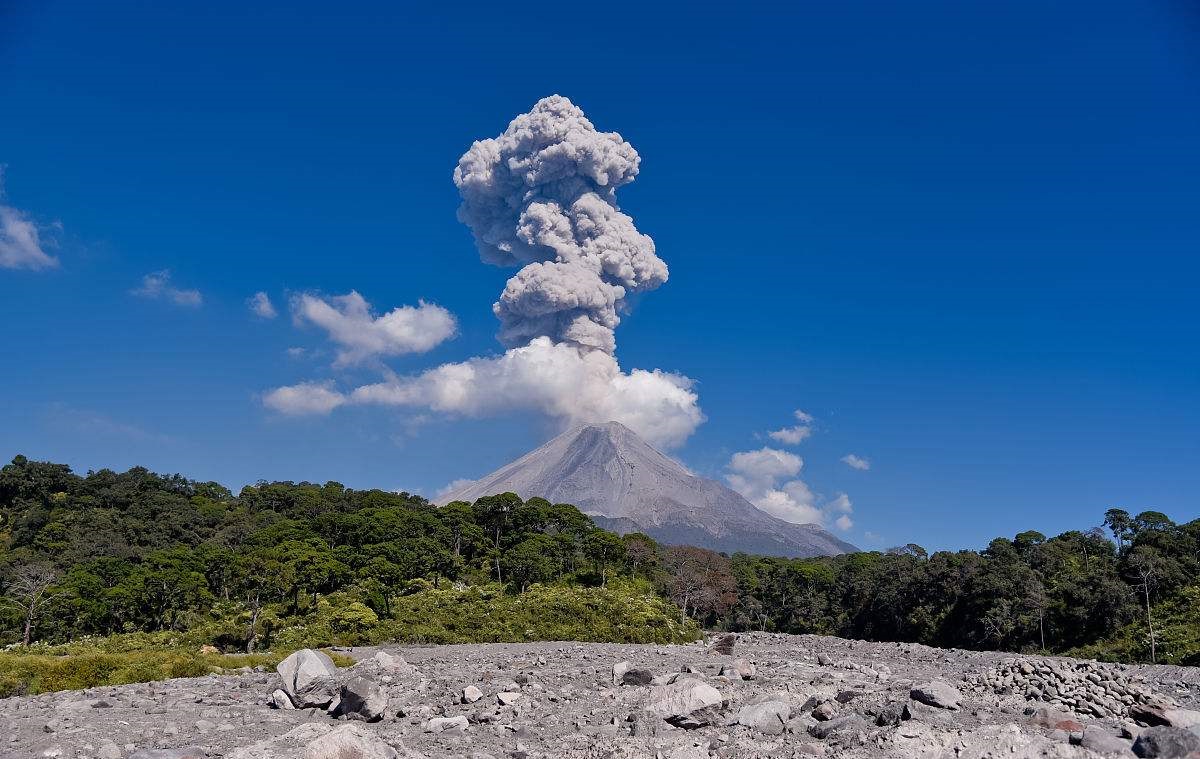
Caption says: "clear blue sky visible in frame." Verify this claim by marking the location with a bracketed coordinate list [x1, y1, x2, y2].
[1, 0, 1197, 551]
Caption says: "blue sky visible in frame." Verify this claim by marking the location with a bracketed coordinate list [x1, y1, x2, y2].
[1, 0, 1197, 551]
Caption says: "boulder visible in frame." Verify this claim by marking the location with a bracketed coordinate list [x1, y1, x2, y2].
[1080, 726, 1136, 756]
[371, 650, 415, 675]
[461, 685, 484, 704]
[303, 723, 398, 759]
[719, 658, 755, 680]
[808, 714, 867, 740]
[812, 702, 837, 721]
[612, 661, 631, 684]
[910, 680, 962, 710]
[644, 677, 725, 729]
[497, 691, 521, 706]
[875, 701, 911, 727]
[269, 688, 295, 710]
[621, 668, 655, 686]
[737, 700, 790, 735]
[424, 715, 469, 733]
[1131, 726, 1200, 758]
[708, 634, 736, 656]
[277, 649, 341, 708]
[333, 676, 388, 722]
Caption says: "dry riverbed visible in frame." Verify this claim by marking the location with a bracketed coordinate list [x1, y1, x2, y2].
[3, 632, 1199, 759]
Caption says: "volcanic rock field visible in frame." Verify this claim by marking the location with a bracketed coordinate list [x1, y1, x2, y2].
[3, 632, 1200, 759]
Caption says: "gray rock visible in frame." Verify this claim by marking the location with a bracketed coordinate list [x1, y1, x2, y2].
[303, 723, 399, 759]
[812, 702, 837, 721]
[1132, 726, 1200, 758]
[612, 661, 631, 684]
[621, 668, 654, 686]
[644, 677, 725, 729]
[425, 715, 469, 733]
[1081, 726, 1135, 756]
[737, 700, 790, 735]
[808, 714, 866, 739]
[719, 658, 755, 680]
[875, 701, 911, 727]
[708, 634, 737, 656]
[97, 742, 123, 759]
[333, 676, 387, 722]
[276, 649, 340, 708]
[269, 688, 295, 710]
[127, 750, 206, 759]
[461, 685, 484, 703]
[911, 680, 962, 710]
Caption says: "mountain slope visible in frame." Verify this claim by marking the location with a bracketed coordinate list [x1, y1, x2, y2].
[439, 421, 857, 558]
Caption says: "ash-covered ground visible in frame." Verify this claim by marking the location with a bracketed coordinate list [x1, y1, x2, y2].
[4, 632, 1199, 759]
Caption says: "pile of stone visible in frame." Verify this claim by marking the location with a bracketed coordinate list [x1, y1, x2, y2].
[269, 648, 404, 723]
[969, 656, 1165, 718]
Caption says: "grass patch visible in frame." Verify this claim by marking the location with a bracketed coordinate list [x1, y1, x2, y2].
[0, 648, 353, 697]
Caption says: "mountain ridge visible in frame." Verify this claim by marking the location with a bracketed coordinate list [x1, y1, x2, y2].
[439, 421, 857, 557]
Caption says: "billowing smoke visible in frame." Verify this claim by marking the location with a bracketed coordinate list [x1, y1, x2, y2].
[453, 95, 666, 354]
[264, 96, 704, 447]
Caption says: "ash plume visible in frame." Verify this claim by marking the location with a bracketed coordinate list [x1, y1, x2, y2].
[454, 95, 667, 354]
[264, 96, 704, 447]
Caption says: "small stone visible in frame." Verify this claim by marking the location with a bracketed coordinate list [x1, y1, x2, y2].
[462, 685, 484, 703]
[425, 715, 470, 733]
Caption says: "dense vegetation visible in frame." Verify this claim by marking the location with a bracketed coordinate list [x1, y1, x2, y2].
[1, 454, 1195, 693]
[721, 512, 1200, 664]
[0, 455, 698, 665]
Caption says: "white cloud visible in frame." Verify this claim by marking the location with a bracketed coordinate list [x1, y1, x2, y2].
[293, 290, 456, 366]
[0, 203, 58, 270]
[264, 337, 704, 450]
[768, 409, 814, 445]
[262, 382, 347, 415]
[132, 270, 203, 307]
[433, 478, 475, 501]
[841, 453, 871, 471]
[769, 425, 812, 445]
[248, 291, 277, 318]
[726, 447, 803, 491]
[726, 445, 855, 529]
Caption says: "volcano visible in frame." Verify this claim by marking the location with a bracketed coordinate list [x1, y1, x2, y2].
[438, 421, 857, 557]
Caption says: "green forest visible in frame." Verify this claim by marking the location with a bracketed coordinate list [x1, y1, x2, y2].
[1, 454, 1196, 696]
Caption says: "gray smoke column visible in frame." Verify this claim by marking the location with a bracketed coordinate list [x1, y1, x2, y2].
[453, 95, 667, 354]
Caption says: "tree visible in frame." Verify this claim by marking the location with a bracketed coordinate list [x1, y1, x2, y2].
[622, 533, 660, 576]
[1132, 511, 1175, 537]
[502, 535, 559, 592]
[472, 493, 523, 582]
[583, 530, 625, 587]
[662, 546, 738, 623]
[1125, 547, 1161, 663]
[2, 562, 62, 646]
[1104, 509, 1133, 553]
[234, 550, 289, 652]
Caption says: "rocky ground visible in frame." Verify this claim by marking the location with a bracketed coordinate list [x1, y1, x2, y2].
[3, 632, 1200, 759]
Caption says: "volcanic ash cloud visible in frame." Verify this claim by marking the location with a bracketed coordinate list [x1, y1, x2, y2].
[453, 95, 667, 355]
[265, 96, 703, 448]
